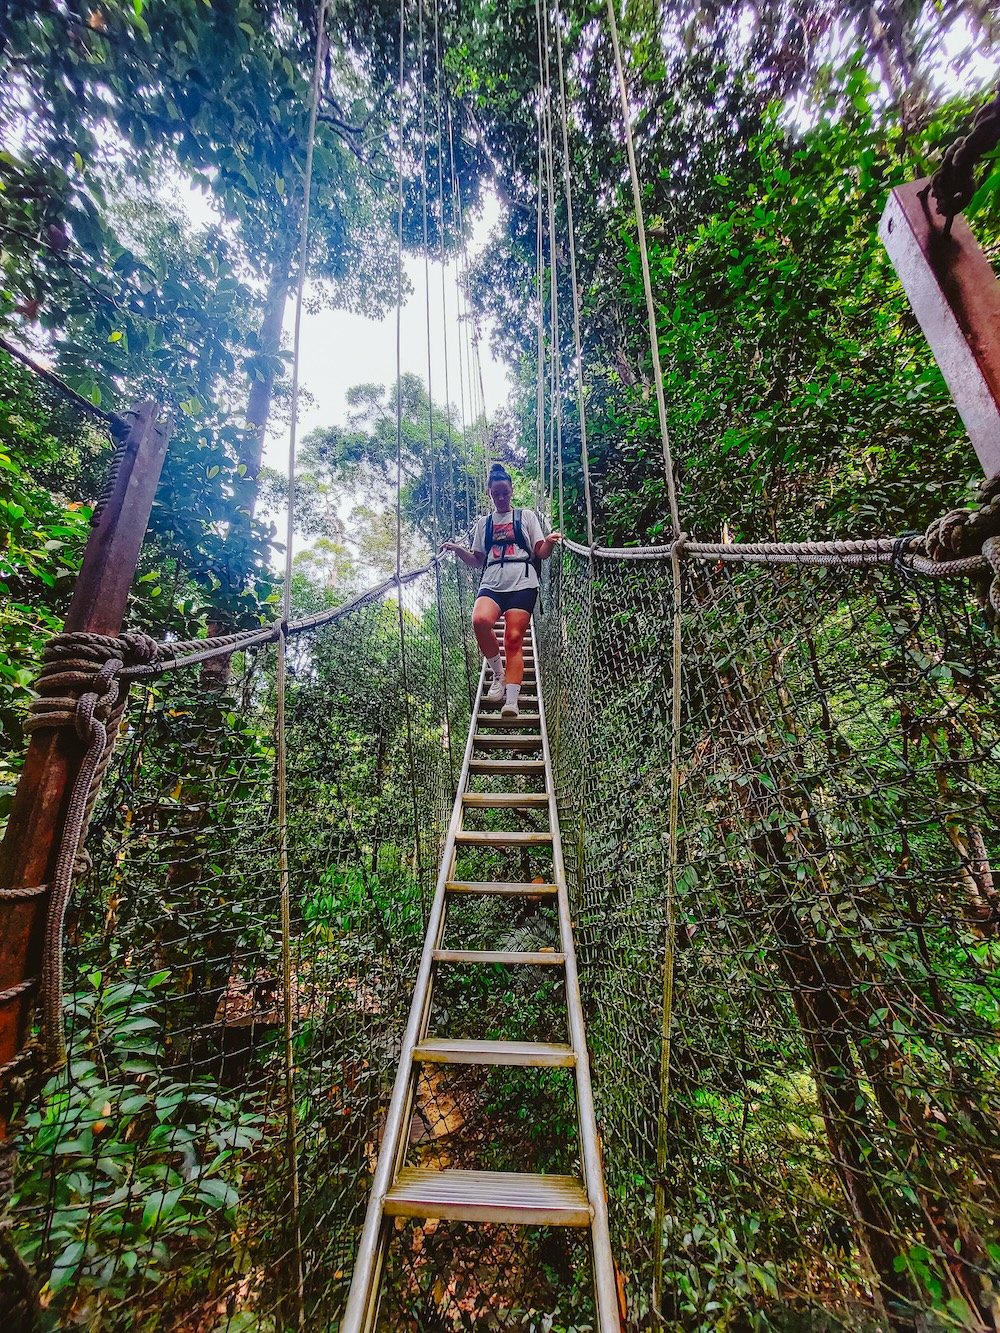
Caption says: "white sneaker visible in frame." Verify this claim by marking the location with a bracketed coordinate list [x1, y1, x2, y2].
[501, 699, 519, 719]
[485, 676, 505, 704]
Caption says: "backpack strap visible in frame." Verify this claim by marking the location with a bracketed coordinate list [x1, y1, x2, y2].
[515, 509, 543, 581]
[512, 509, 530, 557]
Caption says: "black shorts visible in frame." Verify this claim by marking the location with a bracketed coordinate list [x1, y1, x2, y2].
[475, 587, 538, 615]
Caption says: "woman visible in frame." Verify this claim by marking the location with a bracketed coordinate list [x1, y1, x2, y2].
[441, 464, 561, 719]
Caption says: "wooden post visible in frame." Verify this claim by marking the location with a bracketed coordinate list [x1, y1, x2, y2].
[0, 402, 170, 1119]
[879, 179, 1000, 477]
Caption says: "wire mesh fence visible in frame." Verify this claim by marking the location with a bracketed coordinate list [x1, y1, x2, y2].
[9, 562, 479, 1331]
[9, 533, 1000, 1332]
[538, 545, 1000, 1332]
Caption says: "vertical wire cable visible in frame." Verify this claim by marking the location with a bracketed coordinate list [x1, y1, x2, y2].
[552, 0, 597, 881]
[277, 2, 329, 1323]
[437, 88, 478, 713]
[420, 0, 455, 794]
[418, 0, 438, 547]
[393, 0, 426, 919]
[448, 108, 487, 512]
[553, 0, 595, 549]
[432, 0, 457, 540]
[540, 0, 563, 533]
[534, 24, 547, 517]
[447, 107, 474, 528]
[605, 1, 683, 1313]
[446, 110, 488, 494]
[605, 0, 680, 533]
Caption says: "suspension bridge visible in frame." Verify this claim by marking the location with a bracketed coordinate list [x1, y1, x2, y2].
[1, 3, 999, 1331]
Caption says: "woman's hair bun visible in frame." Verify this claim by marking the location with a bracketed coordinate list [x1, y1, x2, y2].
[488, 463, 512, 487]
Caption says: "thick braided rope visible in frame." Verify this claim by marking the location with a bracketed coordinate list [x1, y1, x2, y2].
[89, 410, 133, 528]
[561, 533, 990, 576]
[20, 630, 158, 1067]
[117, 562, 436, 680]
[931, 86, 1000, 221]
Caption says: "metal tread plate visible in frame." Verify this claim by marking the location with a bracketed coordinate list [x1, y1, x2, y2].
[460, 792, 549, 807]
[412, 1037, 575, 1067]
[445, 880, 558, 895]
[384, 1168, 592, 1225]
[455, 829, 552, 845]
[467, 759, 545, 773]
[433, 948, 566, 965]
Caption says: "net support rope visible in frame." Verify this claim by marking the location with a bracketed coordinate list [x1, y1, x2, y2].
[276, 0, 330, 1320]
[604, 3, 685, 1303]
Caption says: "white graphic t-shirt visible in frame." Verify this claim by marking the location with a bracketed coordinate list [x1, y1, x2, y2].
[472, 508, 545, 594]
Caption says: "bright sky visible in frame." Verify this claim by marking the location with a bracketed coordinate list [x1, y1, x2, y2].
[263, 197, 512, 474]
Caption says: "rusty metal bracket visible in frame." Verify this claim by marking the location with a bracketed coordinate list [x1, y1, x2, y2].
[880, 178, 1000, 477]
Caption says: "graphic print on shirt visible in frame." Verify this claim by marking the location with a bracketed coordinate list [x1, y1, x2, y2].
[490, 518, 518, 564]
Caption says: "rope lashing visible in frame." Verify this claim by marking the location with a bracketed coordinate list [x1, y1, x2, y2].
[22, 629, 159, 1067]
[90, 409, 137, 528]
[923, 472, 1000, 560]
[922, 472, 1000, 613]
[930, 85, 1000, 230]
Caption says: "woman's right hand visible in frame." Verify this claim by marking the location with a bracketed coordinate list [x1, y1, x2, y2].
[440, 541, 462, 555]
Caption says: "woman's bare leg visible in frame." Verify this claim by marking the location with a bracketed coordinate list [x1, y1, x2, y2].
[502, 609, 531, 684]
[472, 596, 502, 661]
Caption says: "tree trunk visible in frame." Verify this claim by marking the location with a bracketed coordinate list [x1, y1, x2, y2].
[243, 250, 294, 481]
[202, 243, 294, 690]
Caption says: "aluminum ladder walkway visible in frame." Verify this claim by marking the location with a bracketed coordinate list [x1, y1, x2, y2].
[341, 617, 619, 1330]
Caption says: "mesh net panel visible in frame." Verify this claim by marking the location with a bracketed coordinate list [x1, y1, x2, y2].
[538, 546, 1000, 1331]
[11, 564, 480, 1330]
[10, 539, 1000, 1331]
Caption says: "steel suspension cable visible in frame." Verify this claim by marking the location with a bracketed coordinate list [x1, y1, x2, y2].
[534, 0, 549, 516]
[432, 0, 457, 541]
[540, 0, 563, 532]
[604, 5, 682, 1310]
[604, 0, 680, 537]
[393, 0, 427, 918]
[418, 0, 439, 548]
[277, 1, 330, 1321]
[446, 106, 474, 528]
[535, 118, 547, 515]
[553, 0, 596, 548]
[419, 0, 456, 793]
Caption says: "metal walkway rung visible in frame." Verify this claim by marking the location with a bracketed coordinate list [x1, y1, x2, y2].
[461, 792, 549, 807]
[432, 948, 566, 966]
[445, 880, 558, 895]
[384, 1169, 592, 1225]
[413, 1038, 575, 1067]
[454, 830, 552, 846]
[475, 713, 541, 727]
[468, 758, 545, 774]
[472, 734, 543, 749]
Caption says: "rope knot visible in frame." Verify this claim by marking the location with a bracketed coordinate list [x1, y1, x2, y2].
[923, 474, 1000, 562]
[119, 631, 161, 666]
[670, 531, 689, 560]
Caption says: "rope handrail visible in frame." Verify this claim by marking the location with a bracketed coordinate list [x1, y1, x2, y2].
[116, 560, 437, 679]
[560, 532, 990, 576]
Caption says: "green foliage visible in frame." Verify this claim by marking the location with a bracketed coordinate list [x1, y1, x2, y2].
[14, 971, 263, 1330]
[608, 81, 982, 544]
